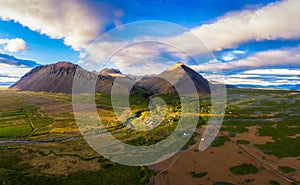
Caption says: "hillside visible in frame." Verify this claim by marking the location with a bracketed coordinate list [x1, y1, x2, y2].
[11, 61, 211, 95]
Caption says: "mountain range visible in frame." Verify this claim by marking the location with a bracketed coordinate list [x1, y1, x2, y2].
[10, 61, 211, 95]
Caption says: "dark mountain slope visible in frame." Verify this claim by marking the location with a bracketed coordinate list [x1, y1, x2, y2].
[137, 62, 210, 94]
[11, 62, 114, 94]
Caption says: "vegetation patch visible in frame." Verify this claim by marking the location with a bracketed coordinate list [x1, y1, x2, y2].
[255, 137, 300, 158]
[237, 140, 250, 145]
[229, 163, 259, 175]
[190, 171, 207, 178]
[278, 166, 295, 173]
[0, 124, 32, 137]
[221, 126, 248, 134]
[0, 165, 154, 185]
[269, 180, 280, 185]
[211, 136, 230, 147]
[213, 182, 234, 185]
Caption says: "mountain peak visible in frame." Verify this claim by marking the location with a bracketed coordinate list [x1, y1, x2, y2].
[176, 62, 184, 66]
[138, 62, 210, 94]
[10, 61, 114, 94]
[11, 61, 211, 95]
[99, 68, 122, 75]
[166, 62, 186, 71]
[55, 61, 77, 67]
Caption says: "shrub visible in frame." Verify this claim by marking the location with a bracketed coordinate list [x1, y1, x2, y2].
[213, 182, 234, 185]
[269, 180, 280, 185]
[230, 164, 259, 175]
[237, 140, 250, 145]
[190, 171, 207, 178]
[211, 136, 230, 147]
[278, 166, 295, 173]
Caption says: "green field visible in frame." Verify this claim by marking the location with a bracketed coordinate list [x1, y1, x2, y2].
[222, 89, 300, 158]
[0, 88, 299, 184]
[0, 89, 206, 184]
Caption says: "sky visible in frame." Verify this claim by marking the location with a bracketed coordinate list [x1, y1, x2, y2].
[0, 0, 300, 90]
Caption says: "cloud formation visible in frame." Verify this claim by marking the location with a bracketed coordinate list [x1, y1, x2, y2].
[0, 63, 32, 85]
[0, 53, 39, 67]
[224, 77, 299, 86]
[202, 71, 300, 89]
[80, 0, 300, 74]
[221, 50, 246, 61]
[242, 69, 300, 76]
[0, 0, 104, 51]
[190, 0, 300, 51]
[0, 53, 39, 86]
[0, 38, 28, 52]
[200, 45, 300, 72]
[81, 40, 187, 74]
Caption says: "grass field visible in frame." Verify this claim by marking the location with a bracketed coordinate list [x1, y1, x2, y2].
[0, 89, 204, 184]
[0, 88, 299, 184]
[222, 89, 300, 158]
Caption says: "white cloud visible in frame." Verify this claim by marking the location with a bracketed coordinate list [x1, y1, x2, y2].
[200, 45, 300, 72]
[189, 0, 300, 51]
[0, 0, 106, 51]
[145, 0, 300, 59]
[81, 40, 189, 74]
[222, 53, 236, 62]
[113, 9, 125, 28]
[80, 0, 300, 73]
[0, 63, 32, 85]
[223, 77, 299, 86]
[242, 69, 300, 75]
[228, 74, 263, 78]
[222, 50, 246, 61]
[204, 73, 300, 87]
[0, 38, 28, 52]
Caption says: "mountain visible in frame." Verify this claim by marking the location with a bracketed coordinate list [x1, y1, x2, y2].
[11, 61, 211, 95]
[137, 62, 210, 94]
[99, 68, 144, 81]
[11, 62, 114, 94]
[99, 68, 122, 75]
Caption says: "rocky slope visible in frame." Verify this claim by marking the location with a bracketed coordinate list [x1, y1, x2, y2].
[11, 62, 211, 95]
[11, 62, 114, 94]
[137, 62, 210, 94]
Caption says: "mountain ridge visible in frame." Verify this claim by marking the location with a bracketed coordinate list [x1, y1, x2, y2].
[11, 61, 211, 95]
[11, 61, 114, 94]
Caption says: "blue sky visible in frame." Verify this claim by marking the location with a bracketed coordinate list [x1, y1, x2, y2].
[0, 0, 300, 90]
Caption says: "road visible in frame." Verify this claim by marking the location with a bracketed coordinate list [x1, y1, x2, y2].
[0, 135, 82, 144]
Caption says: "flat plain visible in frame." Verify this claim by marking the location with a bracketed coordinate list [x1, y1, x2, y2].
[0, 88, 299, 185]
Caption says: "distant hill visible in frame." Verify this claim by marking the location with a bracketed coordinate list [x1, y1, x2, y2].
[11, 61, 212, 95]
[99, 68, 122, 75]
[137, 62, 211, 94]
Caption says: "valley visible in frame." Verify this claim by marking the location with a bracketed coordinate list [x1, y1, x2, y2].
[0, 88, 299, 185]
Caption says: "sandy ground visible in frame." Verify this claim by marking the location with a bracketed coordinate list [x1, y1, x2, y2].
[148, 127, 299, 185]
[232, 126, 300, 183]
